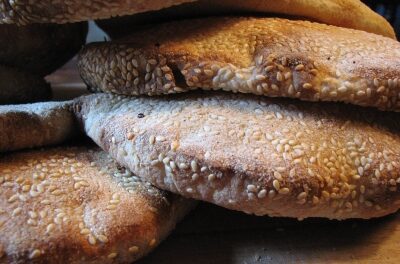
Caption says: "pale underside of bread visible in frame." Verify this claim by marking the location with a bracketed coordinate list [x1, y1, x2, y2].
[0, 145, 194, 264]
[96, 0, 395, 39]
[0, 22, 88, 76]
[0, 100, 77, 152]
[79, 17, 400, 112]
[74, 92, 400, 220]
[0, 0, 194, 25]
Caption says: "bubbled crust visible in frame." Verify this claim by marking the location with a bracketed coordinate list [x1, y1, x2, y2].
[0, 101, 76, 152]
[75, 92, 400, 220]
[0, 146, 194, 264]
[0, 22, 87, 76]
[79, 17, 400, 112]
[97, 0, 395, 39]
[0, 0, 194, 25]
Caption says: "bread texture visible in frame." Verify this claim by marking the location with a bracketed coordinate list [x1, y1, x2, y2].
[0, 65, 51, 104]
[97, 0, 395, 39]
[74, 92, 400, 220]
[0, 145, 194, 263]
[0, 0, 194, 25]
[0, 22, 87, 76]
[0, 100, 77, 152]
[79, 17, 400, 112]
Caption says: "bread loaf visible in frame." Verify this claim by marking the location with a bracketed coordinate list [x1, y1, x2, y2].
[0, 145, 194, 263]
[74, 92, 400, 220]
[0, 22, 87, 76]
[97, 0, 395, 39]
[0, 100, 77, 152]
[0, 66, 51, 105]
[0, 0, 194, 25]
[79, 17, 400, 111]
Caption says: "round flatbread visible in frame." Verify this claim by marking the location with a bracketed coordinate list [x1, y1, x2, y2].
[74, 92, 400, 220]
[0, 65, 51, 105]
[0, 145, 194, 263]
[0, 22, 87, 76]
[79, 17, 400, 111]
[0, 100, 77, 152]
[97, 0, 395, 39]
[0, 0, 194, 25]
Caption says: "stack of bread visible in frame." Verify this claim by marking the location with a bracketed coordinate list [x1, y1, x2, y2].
[1, 0, 400, 263]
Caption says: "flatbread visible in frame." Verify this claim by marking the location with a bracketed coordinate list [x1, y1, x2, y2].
[0, 0, 194, 24]
[0, 65, 51, 105]
[79, 17, 400, 111]
[74, 92, 400, 219]
[97, 0, 395, 39]
[0, 22, 87, 76]
[0, 100, 76, 152]
[0, 145, 194, 263]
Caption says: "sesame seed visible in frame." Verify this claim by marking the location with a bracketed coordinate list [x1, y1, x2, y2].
[279, 188, 290, 195]
[272, 180, 280, 190]
[247, 184, 257, 192]
[297, 192, 307, 200]
[97, 235, 108, 243]
[88, 235, 97, 245]
[149, 239, 157, 247]
[257, 189, 267, 199]
[12, 207, 22, 216]
[46, 223, 55, 233]
[208, 174, 215, 181]
[108, 252, 118, 259]
[129, 246, 139, 253]
[191, 173, 199, 181]
[190, 160, 198, 172]
[29, 249, 41, 259]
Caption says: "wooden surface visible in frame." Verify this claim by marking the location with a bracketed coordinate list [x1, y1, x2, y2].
[47, 60, 400, 264]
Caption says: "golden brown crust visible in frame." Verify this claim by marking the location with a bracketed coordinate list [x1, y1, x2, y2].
[0, 22, 87, 76]
[96, 0, 395, 39]
[0, 0, 194, 24]
[74, 92, 400, 220]
[0, 100, 77, 152]
[0, 145, 194, 263]
[0, 65, 51, 105]
[79, 17, 400, 112]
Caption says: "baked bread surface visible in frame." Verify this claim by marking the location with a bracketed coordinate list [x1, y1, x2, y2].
[0, 145, 194, 263]
[74, 92, 400, 220]
[79, 17, 400, 111]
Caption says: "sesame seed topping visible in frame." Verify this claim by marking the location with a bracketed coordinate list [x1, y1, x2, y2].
[129, 246, 139, 253]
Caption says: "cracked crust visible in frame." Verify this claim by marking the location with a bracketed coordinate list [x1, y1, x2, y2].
[0, 0, 194, 25]
[0, 145, 194, 263]
[0, 100, 77, 152]
[74, 92, 400, 220]
[0, 65, 51, 105]
[79, 17, 400, 112]
[97, 0, 395, 39]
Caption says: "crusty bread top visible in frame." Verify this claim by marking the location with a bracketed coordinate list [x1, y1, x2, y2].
[0, 101, 77, 152]
[96, 0, 395, 39]
[0, 0, 194, 25]
[79, 17, 400, 112]
[75, 92, 400, 219]
[0, 145, 193, 263]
